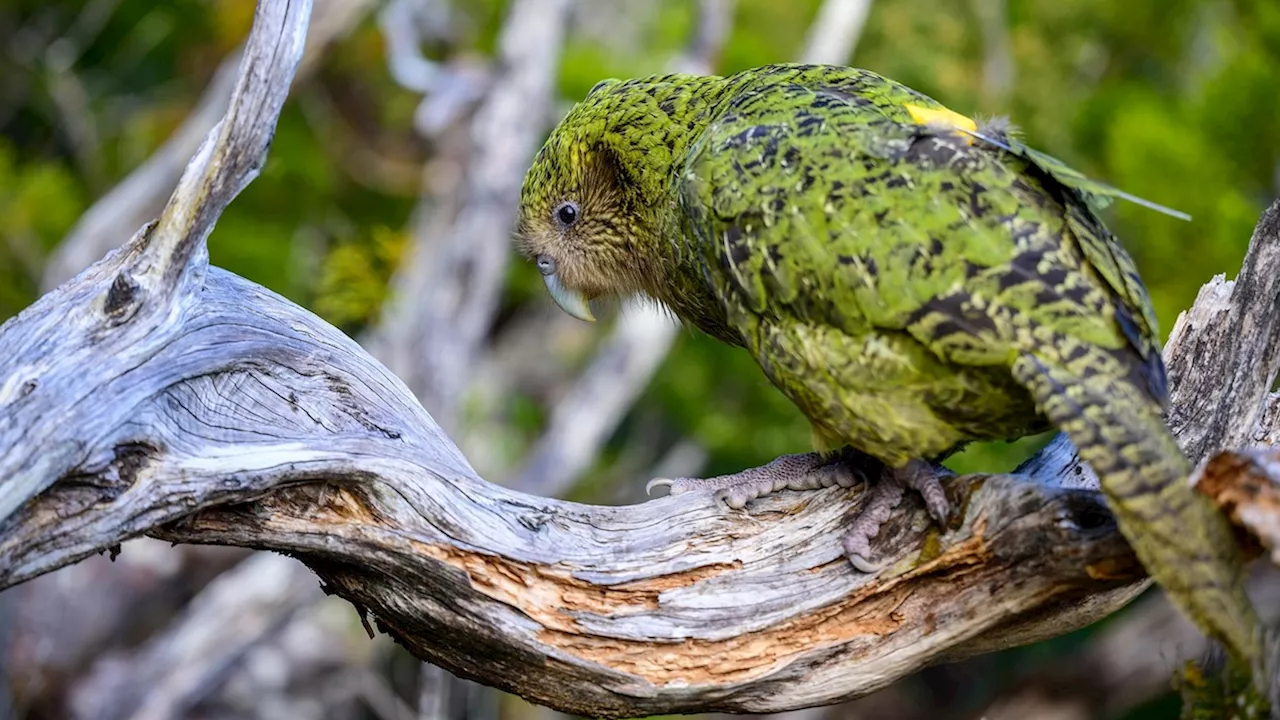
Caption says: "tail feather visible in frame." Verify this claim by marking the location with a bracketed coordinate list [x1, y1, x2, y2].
[1012, 352, 1263, 675]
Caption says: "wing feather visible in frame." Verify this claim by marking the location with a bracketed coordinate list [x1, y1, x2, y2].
[679, 70, 1168, 405]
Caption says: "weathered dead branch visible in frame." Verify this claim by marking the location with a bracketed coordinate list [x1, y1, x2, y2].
[1167, 200, 1280, 462]
[1, 1, 1279, 717]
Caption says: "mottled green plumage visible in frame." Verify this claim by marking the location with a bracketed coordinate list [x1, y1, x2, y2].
[516, 64, 1262, 674]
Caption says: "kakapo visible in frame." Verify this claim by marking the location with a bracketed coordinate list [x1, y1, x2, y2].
[514, 63, 1262, 677]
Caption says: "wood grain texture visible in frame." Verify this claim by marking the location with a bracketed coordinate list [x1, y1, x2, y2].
[0, 0, 1278, 715]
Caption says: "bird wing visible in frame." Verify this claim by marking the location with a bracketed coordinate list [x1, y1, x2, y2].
[677, 69, 1168, 405]
[961, 125, 1174, 392]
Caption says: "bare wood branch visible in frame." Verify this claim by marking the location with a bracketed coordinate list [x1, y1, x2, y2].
[143, 5, 310, 292]
[1197, 448, 1280, 566]
[40, 0, 375, 291]
[2, 2, 1279, 716]
[0, 338, 1152, 717]
[367, 0, 573, 427]
[0, 197, 1276, 713]
[0, 0, 312, 525]
[1167, 200, 1280, 463]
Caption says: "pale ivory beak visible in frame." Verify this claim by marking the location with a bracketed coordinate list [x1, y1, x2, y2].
[538, 256, 595, 322]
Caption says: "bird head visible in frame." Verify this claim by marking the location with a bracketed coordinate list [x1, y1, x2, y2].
[515, 79, 678, 322]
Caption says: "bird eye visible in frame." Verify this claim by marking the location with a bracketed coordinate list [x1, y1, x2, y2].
[536, 255, 556, 276]
[555, 201, 579, 227]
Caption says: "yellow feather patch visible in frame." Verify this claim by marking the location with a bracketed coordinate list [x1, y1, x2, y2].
[904, 104, 977, 144]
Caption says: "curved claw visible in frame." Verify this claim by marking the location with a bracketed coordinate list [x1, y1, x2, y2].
[645, 478, 674, 497]
[845, 552, 889, 574]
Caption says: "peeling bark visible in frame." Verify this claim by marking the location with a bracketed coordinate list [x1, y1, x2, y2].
[1197, 448, 1280, 565]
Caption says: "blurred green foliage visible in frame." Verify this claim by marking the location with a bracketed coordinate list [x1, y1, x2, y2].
[0, 139, 82, 312]
[2, 1, 1278, 715]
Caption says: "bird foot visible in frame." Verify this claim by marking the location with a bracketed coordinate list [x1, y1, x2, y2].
[646, 449, 867, 510]
[841, 459, 952, 572]
[648, 451, 951, 574]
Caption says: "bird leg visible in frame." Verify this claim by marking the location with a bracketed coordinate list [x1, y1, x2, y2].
[841, 458, 952, 572]
[646, 447, 871, 509]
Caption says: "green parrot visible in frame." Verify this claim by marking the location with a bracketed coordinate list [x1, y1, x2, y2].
[515, 63, 1264, 677]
